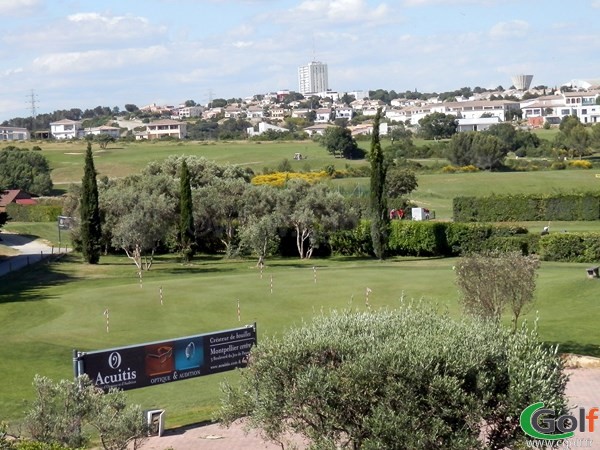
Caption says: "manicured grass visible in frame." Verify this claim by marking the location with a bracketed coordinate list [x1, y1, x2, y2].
[29, 140, 370, 187]
[1, 251, 599, 428]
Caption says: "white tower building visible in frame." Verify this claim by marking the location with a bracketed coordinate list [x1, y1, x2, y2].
[511, 74, 534, 91]
[298, 61, 329, 95]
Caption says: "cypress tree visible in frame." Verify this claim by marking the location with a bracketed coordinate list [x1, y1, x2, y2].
[80, 142, 102, 264]
[179, 160, 195, 261]
[370, 108, 389, 260]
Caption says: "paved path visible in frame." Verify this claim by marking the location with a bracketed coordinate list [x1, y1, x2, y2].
[137, 367, 600, 450]
[0, 232, 67, 277]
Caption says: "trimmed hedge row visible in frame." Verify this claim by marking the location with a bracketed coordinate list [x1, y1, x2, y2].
[538, 232, 600, 263]
[5, 203, 62, 222]
[329, 220, 537, 258]
[453, 193, 600, 222]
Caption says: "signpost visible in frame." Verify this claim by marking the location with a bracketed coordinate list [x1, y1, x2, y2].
[57, 216, 73, 247]
[74, 324, 257, 391]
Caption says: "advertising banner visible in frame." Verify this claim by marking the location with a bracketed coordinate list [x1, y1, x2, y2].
[75, 324, 256, 391]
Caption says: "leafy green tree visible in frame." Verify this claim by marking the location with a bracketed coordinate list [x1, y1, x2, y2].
[369, 108, 389, 259]
[238, 184, 283, 266]
[385, 167, 418, 199]
[101, 174, 176, 270]
[455, 251, 540, 330]
[0, 146, 53, 195]
[210, 98, 228, 108]
[80, 142, 102, 264]
[591, 123, 600, 150]
[25, 375, 146, 450]
[96, 133, 115, 149]
[417, 112, 458, 139]
[447, 132, 508, 170]
[319, 126, 365, 159]
[179, 160, 195, 261]
[567, 124, 591, 158]
[280, 180, 356, 259]
[219, 305, 568, 450]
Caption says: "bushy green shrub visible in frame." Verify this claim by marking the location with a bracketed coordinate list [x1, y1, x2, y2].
[538, 232, 600, 262]
[219, 306, 568, 450]
[388, 221, 448, 256]
[329, 219, 373, 256]
[5, 204, 62, 222]
[454, 193, 600, 222]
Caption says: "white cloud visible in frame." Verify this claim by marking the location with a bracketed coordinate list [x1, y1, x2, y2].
[232, 41, 254, 48]
[4, 12, 166, 49]
[2, 68, 24, 77]
[592, 0, 600, 7]
[0, 0, 42, 16]
[489, 20, 530, 39]
[292, 0, 389, 24]
[31, 46, 169, 74]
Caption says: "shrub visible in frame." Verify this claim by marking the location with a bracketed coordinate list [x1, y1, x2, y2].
[454, 193, 600, 222]
[388, 221, 448, 256]
[538, 232, 600, 262]
[441, 165, 458, 173]
[550, 161, 566, 170]
[568, 159, 593, 169]
[5, 204, 62, 222]
[219, 306, 568, 450]
[251, 171, 328, 187]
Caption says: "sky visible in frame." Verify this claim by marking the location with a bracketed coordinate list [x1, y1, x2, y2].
[1, 0, 599, 121]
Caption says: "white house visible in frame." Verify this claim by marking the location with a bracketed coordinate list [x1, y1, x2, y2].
[246, 122, 289, 137]
[457, 117, 502, 132]
[334, 106, 353, 120]
[247, 105, 265, 120]
[315, 108, 333, 123]
[145, 119, 187, 139]
[84, 125, 121, 138]
[177, 106, 204, 119]
[50, 119, 83, 139]
[0, 126, 29, 141]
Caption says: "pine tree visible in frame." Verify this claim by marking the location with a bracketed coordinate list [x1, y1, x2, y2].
[179, 160, 196, 261]
[80, 142, 102, 264]
[370, 108, 389, 260]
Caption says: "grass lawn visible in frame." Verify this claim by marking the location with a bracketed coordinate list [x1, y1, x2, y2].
[1, 250, 599, 428]
[28, 140, 371, 189]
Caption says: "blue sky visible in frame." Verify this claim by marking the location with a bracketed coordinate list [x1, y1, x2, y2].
[1, 0, 599, 121]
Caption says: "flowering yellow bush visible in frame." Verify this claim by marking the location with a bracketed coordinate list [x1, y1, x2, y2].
[442, 165, 457, 173]
[442, 165, 479, 173]
[568, 160, 593, 169]
[251, 171, 329, 186]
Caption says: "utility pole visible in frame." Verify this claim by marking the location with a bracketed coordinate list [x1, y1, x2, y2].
[27, 89, 39, 134]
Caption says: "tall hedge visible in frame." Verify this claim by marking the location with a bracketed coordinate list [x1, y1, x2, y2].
[5, 203, 62, 222]
[454, 192, 600, 222]
[538, 232, 600, 262]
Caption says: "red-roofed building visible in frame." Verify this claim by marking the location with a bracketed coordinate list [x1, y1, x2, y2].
[0, 190, 37, 213]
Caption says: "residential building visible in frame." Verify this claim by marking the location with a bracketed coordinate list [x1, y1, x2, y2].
[246, 122, 288, 137]
[334, 106, 353, 121]
[457, 117, 502, 132]
[0, 189, 36, 212]
[298, 61, 329, 95]
[247, 106, 265, 120]
[303, 124, 334, 137]
[84, 125, 121, 139]
[145, 119, 187, 139]
[50, 119, 83, 139]
[177, 106, 204, 118]
[521, 91, 600, 124]
[315, 108, 332, 123]
[0, 126, 29, 141]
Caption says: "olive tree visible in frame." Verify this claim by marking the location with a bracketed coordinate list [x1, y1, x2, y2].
[25, 375, 146, 450]
[219, 306, 567, 450]
[455, 251, 540, 330]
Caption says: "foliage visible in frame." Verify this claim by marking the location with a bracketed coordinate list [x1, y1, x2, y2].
[280, 180, 357, 259]
[0, 146, 53, 195]
[417, 112, 458, 139]
[79, 142, 102, 264]
[24, 375, 146, 450]
[446, 132, 508, 170]
[318, 126, 365, 159]
[251, 171, 328, 187]
[369, 109, 389, 259]
[218, 306, 568, 450]
[101, 174, 176, 270]
[385, 167, 418, 199]
[5, 203, 62, 222]
[453, 192, 600, 222]
[538, 232, 600, 263]
[455, 251, 540, 329]
[178, 160, 195, 261]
